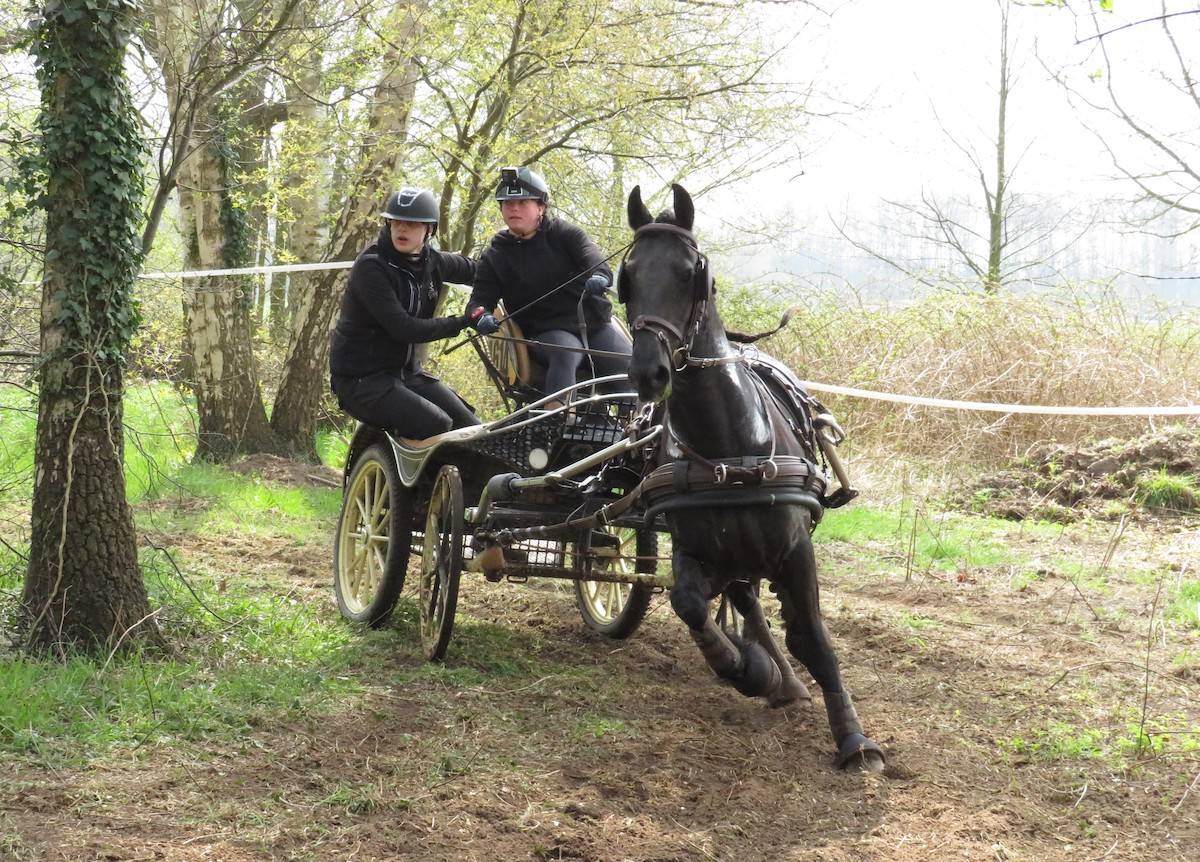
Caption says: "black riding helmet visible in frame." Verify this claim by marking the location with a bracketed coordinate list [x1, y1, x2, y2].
[494, 166, 550, 203]
[380, 187, 440, 227]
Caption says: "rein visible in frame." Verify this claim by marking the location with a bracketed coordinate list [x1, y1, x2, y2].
[482, 333, 632, 360]
[441, 238, 634, 356]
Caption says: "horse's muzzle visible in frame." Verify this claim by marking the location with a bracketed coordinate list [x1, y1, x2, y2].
[628, 331, 672, 402]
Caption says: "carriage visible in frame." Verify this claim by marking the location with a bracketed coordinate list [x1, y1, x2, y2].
[332, 183, 883, 770]
[332, 304, 850, 660]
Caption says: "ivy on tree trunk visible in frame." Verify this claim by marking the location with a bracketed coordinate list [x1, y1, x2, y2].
[22, 0, 160, 653]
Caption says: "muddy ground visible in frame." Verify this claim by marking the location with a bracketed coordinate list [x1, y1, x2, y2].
[961, 427, 1200, 523]
[2, 483, 1198, 861]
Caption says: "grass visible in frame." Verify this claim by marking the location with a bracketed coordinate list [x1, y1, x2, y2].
[815, 502, 1067, 576]
[1136, 469, 1199, 511]
[0, 599, 359, 764]
[0, 402, 356, 764]
[319, 780, 409, 815]
[316, 427, 349, 470]
[1167, 580, 1200, 629]
[141, 461, 341, 540]
[572, 715, 633, 740]
[997, 714, 1195, 766]
[0, 545, 359, 764]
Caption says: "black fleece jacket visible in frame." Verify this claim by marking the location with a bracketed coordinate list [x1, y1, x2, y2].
[467, 217, 613, 336]
[330, 226, 475, 379]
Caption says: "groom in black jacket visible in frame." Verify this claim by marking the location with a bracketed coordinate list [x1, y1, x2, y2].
[330, 188, 480, 439]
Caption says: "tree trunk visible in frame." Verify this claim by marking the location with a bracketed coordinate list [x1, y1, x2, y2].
[177, 109, 281, 461]
[25, 360, 153, 652]
[143, 3, 280, 460]
[985, 0, 1010, 294]
[269, 0, 425, 459]
[24, 0, 160, 653]
[273, 32, 330, 360]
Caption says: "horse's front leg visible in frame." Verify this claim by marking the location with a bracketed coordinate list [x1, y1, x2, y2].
[774, 530, 885, 772]
[726, 581, 812, 708]
[670, 551, 780, 698]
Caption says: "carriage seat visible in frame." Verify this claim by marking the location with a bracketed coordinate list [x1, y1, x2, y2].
[480, 305, 533, 390]
[480, 301, 632, 398]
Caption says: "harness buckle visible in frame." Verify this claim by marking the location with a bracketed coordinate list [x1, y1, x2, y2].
[760, 458, 779, 481]
[714, 463, 728, 484]
[672, 346, 689, 372]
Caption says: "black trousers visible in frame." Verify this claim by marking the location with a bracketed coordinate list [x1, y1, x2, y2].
[332, 372, 479, 439]
[529, 321, 632, 396]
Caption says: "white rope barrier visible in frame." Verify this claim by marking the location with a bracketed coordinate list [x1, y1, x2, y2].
[138, 260, 355, 280]
[797, 379, 1200, 417]
[17, 259, 357, 286]
[16, 259, 1200, 418]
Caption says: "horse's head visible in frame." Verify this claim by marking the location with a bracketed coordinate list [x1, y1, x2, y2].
[619, 183, 713, 403]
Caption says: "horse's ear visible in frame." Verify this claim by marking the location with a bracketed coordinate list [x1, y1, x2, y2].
[671, 183, 694, 232]
[627, 186, 652, 230]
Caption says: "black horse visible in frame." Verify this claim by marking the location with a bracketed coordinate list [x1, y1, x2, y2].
[620, 184, 884, 771]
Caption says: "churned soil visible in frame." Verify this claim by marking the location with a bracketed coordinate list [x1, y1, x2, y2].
[2, 465, 1198, 861]
[958, 427, 1200, 522]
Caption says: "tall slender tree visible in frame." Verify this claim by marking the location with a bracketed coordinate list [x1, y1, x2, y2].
[22, 0, 159, 652]
[842, 0, 1084, 292]
[269, 0, 426, 455]
[143, 0, 301, 461]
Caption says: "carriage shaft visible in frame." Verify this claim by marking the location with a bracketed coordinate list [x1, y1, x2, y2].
[491, 567, 673, 588]
[506, 425, 661, 490]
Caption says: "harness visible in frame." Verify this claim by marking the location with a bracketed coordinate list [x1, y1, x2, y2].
[480, 220, 854, 549]
[618, 221, 833, 523]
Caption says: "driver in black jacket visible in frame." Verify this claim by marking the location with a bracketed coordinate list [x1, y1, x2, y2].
[330, 188, 480, 439]
[466, 166, 631, 408]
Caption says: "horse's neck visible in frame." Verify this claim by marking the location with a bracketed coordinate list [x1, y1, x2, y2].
[666, 314, 773, 457]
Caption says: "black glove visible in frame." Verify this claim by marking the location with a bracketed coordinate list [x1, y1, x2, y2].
[583, 273, 610, 296]
[468, 307, 501, 335]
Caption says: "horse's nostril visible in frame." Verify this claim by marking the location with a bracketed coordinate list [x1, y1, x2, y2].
[654, 366, 669, 387]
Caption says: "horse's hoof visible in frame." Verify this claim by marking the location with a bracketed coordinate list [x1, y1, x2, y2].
[833, 732, 885, 772]
[767, 677, 813, 708]
[730, 641, 780, 698]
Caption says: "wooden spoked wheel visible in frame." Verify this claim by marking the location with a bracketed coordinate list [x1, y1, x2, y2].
[419, 465, 464, 660]
[333, 444, 411, 628]
[574, 527, 655, 639]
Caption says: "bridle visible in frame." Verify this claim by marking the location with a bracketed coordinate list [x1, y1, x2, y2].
[619, 222, 788, 485]
[618, 223, 747, 372]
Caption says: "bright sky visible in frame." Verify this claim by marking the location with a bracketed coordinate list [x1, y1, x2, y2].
[704, 0, 1169, 219]
[687, 0, 1200, 300]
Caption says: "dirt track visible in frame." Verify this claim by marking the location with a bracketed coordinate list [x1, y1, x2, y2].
[2, 513, 1198, 861]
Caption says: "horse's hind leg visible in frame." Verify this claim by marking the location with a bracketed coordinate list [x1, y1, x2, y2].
[774, 532, 884, 772]
[725, 581, 812, 708]
[670, 552, 780, 698]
